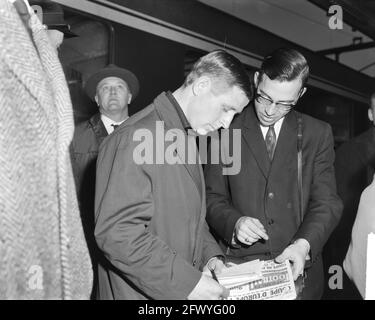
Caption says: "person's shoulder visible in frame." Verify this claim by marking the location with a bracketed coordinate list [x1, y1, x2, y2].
[100, 102, 157, 151]
[74, 118, 92, 132]
[298, 112, 330, 131]
[337, 127, 373, 152]
[71, 117, 97, 148]
[118, 103, 157, 135]
[352, 127, 374, 144]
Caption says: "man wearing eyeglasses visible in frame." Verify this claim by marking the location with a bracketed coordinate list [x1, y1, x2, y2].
[205, 48, 343, 300]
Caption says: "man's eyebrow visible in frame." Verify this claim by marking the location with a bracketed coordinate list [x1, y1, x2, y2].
[259, 89, 294, 103]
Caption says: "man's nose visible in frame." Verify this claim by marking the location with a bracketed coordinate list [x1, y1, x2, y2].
[109, 86, 117, 94]
[265, 102, 277, 115]
[222, 112, 235, 129]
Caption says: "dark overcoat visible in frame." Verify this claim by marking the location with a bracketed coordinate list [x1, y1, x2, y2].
[94, 92, 223, 299]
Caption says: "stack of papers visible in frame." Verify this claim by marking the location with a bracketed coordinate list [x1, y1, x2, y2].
[217, 259, 263, 288]
[218, 259, 297, 300]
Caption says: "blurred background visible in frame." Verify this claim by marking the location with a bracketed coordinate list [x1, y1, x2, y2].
[56, 0, 375, 147]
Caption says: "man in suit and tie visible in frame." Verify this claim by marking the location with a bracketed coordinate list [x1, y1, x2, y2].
[205, 48, 343, 299]
[70, 64, 139, 298]
[94, 50, 251, 299]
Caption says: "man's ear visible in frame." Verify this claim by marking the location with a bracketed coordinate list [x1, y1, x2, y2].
[300, 87, 307, 98]
[368, 108, 374, 122]
[128, 93, 132, 104]
[94, 94, 99, 106]
[253, 71, 260, 87]
[192, 76, 211, 96]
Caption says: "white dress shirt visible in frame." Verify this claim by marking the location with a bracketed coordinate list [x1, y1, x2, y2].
[100, 114, 129, 135]
[259, 117, 285, 142]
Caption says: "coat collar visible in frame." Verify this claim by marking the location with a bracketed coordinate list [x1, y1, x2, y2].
[153, 92, 202, 197]
[0, 8, 54, 114]
[89, 113, 108, 146]
[240, 103, 298, 178]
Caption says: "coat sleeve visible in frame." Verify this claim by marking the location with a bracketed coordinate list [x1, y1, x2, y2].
[293, 124, 343, 262]
[200, 219, 225, 267]
[94, 131, 201, 300]
[204, 162, 243, 246]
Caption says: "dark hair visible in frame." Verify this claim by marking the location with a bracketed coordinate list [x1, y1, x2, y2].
[259, 48, 309, 87]
[184, 49, 252, 99]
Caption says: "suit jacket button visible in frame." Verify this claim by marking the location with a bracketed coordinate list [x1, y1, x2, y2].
[193, 260, 197, 266]
[268, 192, 274, 199]
[268, 219, 274, 225]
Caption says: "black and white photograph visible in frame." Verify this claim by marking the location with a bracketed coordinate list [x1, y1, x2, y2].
[1, 0, 375, 308]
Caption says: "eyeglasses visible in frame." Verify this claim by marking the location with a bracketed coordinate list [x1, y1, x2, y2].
[255, 91, 299, 112]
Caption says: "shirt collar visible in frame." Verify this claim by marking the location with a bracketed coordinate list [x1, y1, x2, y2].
[100, 114, 129, 134]
[259, 116, 285, 141]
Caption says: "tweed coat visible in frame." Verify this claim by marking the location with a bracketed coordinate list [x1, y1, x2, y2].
[0, 0, 92, 299]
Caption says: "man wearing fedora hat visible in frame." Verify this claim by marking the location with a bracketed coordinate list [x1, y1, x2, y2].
[70, 64, 139, 297]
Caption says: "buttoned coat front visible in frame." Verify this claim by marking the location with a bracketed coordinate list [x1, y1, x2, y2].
[205, 104, 343, 299]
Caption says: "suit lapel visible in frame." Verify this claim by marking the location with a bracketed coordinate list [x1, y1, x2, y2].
[240, 105, 298, 178]
[241, 105, 271, 178]
[89, 113, 108, 146]
[184, 133, 203, 197]
[270, 111, 298, 172]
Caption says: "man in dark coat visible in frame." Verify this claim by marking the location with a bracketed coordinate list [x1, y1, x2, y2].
[204, 48, 343, 300]
[94, 50, 251, 299]
[70, 64, 139, 297]
[324, 93, 375, 299]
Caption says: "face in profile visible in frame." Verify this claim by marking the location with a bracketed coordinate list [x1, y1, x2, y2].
[95, 76, 132, 117]
[254, 72, 306, 127]
[187, 77, 249, 135]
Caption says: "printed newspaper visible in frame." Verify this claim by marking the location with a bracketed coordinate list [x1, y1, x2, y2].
[218, 259, 297, 300]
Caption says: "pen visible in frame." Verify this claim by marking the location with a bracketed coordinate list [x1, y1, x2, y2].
[210, 268, 220, 283]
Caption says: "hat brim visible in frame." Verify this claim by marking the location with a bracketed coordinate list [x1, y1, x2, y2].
[84, 65, 140, 102]
[49, 25, 78, 38]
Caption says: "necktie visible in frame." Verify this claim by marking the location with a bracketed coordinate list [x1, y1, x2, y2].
[265, 125, 276, 160]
